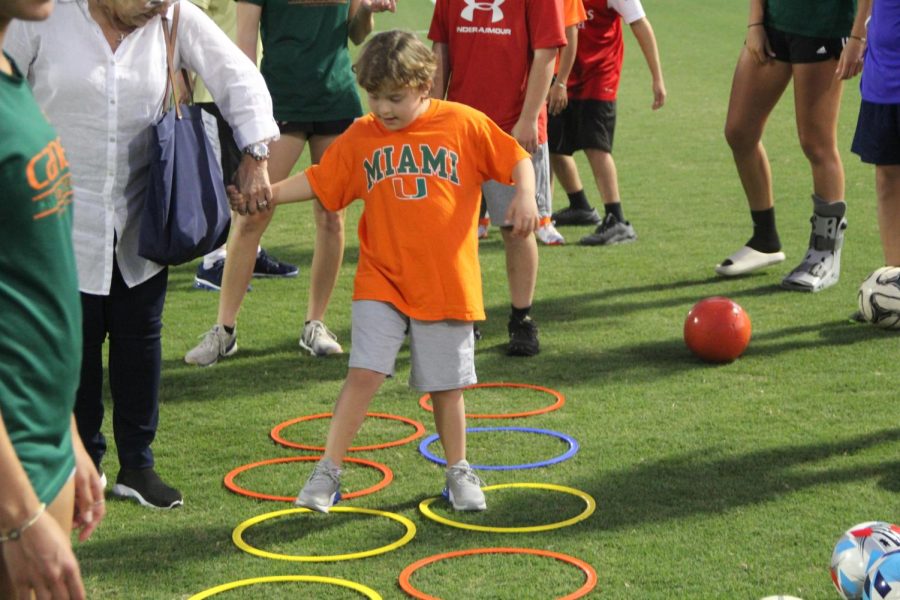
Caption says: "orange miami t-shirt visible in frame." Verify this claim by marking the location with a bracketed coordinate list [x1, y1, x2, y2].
[306, 99, 529, 322]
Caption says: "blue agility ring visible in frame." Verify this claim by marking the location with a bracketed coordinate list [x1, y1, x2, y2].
[418, 427, 579, 470]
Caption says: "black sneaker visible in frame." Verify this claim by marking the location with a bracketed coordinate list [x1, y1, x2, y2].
[194, 259, 225, 291]
[551, 206, 602, 226]
[253, 249, 299, 278]
[579, 213, 637, 246]
[507, 316, 540, 357]
[111, 468, 183, 509]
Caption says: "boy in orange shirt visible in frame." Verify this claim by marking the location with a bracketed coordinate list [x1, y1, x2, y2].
[227, 30, 537, 512]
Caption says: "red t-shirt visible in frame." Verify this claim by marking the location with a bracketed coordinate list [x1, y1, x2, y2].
[306, 99, 529, 322]
[569, 0, 645, 101]
[429, 0, 566, 144]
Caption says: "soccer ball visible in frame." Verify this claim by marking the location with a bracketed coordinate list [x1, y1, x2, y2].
[831, 522, 900, 599]
[683, 296, 751, 363]
[857, 267, 900, 329]
[864, 549, 900, 600]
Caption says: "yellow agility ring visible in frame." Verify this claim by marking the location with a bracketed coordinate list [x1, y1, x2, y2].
[188, 575, 382, 599]
[232, 506, 416, 562]
[419, 482, 596, 533]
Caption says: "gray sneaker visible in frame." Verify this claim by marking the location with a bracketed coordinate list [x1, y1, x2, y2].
[299, 320, 343, 356]
[781, 213, 847, 292]
[443, 459, 486, 511]
[294, 458, 342, 513]
[184, 325, 237, 367]
[579, 213, 637, 246]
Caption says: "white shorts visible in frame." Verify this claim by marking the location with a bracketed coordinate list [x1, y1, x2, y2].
[483, 142, 551, 221]
[348, 300, 477, 392]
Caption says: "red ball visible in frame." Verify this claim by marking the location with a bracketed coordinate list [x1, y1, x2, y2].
[683, 297, 752, 363]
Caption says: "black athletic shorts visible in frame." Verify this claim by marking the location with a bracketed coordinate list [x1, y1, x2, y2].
[548, 99, 617, 155]
[765, 26, 845, 63]
[277, 118, 355, 136]
[852, 100, 900, 165]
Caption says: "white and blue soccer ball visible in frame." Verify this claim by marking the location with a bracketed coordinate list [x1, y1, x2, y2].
[864, 549, 900, 600]
[832, 522, 900, 600]
[858, 267, 900, 329]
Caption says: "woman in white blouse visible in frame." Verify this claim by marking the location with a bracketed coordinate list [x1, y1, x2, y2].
[5, 0, 279, 509]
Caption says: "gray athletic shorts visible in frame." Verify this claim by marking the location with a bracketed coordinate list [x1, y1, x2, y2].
[483, 142, 551, 221]
[348, 300, 477, 392]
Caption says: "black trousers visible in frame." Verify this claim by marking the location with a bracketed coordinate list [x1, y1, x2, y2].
[75, 260, 167, 471]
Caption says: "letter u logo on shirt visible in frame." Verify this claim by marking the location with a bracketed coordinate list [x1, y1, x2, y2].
[460, 0, 505, 23]
[392, 177, 427, 201]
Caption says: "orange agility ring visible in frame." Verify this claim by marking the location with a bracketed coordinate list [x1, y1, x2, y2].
[418, 382, 565, 419]
[224, 456, 393, 503]
[271, 412, 426, 452]
[399, 547, 597, 599]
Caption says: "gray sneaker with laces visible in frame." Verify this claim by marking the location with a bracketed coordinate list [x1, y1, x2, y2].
[579, 213, 637, 246]
[299, 320, 343, 356]
[184, 324, 237, 367]
[294, 458, 342, 513]
[443, 459, 486, 511]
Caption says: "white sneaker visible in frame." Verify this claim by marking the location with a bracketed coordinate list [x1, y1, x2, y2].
[536, 221, 565, 246]
[443, 460, 486, 511]
[477, 218, 490, 240]
[299, 320, 343, 356]
[184, 325, 237, 367]
[781, 213, 847, 292]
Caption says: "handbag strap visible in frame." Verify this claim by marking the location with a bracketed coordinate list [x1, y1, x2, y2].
[160, 4, 193, 119]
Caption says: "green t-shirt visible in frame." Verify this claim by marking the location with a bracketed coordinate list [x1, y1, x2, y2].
[0, 57, 81, 504]
[765, 0, 856, 38]
[242, 0, 363, 122]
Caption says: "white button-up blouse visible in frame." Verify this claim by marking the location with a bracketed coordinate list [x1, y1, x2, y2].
[4, 0, 279, 295]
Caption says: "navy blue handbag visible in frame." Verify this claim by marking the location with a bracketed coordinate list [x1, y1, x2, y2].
[138, 4, 230, 266]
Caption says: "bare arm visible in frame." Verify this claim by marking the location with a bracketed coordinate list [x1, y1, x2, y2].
[503, 157, 539, 237]
[548, 25, 578, 116]
[348, 0, 397, 46]
[511, 47, 557, 152]
[270, 170, 317, 206]
[431, 42, 450, 99]
[630, 18, 666, 110]
[235, 1, 262, 63]
[745, 0, 773, 64]
[836, 0, 871, 80]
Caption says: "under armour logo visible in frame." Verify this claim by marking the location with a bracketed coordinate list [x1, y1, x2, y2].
[461, 0, 504, 23]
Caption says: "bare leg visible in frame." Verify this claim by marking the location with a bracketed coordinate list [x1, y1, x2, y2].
[432, 389, 466, 465]
[499, 229, 538, 309]
[550, 153, 584, 195]
[321, 368, 386, 464]
[792, 60, 845, 202]
[584, 148, 620, 204]
[305, 134, 345, 323]
[724, 48, 793, 211]
[216, 133, 307, 327]
[877, 165, 900, 266]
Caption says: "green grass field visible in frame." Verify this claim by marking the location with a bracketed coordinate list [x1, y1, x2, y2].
[78, 1, 900, 598]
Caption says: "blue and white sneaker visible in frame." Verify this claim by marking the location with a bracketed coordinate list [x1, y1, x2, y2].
[442, 460, 486, 511]
[294, 458, 342, 513]
[253, 249, 299, 278]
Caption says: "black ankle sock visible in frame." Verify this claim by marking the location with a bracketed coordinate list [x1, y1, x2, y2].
[604, 202, 624, 222]
[567, 189, 591, 211]
[510, 305, 531, 322]
[747, 208, 781, 253]
[479, 195, 488, 219]
[223, 324, 235, 335]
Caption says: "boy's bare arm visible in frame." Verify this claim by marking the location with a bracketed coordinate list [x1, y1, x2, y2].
[511, 47, 557, 152]
[228, 170, 316, 209]
[503, 157, 539, 238]
[548, 25, 578, 116]
[431, 42, 450, 99]
[629, 18, 666, 110]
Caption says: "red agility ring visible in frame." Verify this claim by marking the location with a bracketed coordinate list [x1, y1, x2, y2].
[271, 412, 426, 452]
[418, 382, 565, 419]
[224, 456, 393, 502]
[399, 547, 597, 599]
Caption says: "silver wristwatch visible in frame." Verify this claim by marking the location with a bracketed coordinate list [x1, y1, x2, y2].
[242, 142, 270, 161]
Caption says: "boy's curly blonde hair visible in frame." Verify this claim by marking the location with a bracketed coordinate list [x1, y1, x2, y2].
[354, 30, 437, 94]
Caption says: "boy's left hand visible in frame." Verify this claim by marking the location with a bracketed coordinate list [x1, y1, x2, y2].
[503, 193, 539, 238]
